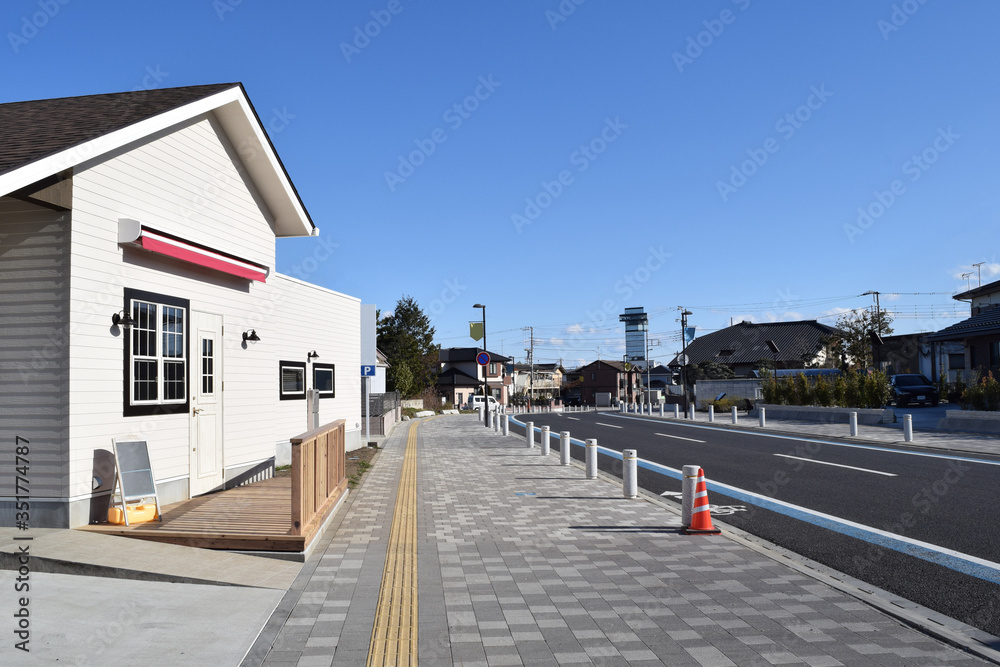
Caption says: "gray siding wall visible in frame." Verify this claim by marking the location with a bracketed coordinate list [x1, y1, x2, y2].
[0, 198, 71, 526]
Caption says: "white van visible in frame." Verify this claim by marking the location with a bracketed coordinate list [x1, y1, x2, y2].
[469, 395, 499, 410]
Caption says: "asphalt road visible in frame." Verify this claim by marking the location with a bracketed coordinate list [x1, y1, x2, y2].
[509, 410, 1000, 637]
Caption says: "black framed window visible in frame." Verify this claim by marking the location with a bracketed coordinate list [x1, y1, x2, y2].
[123, 289, 189, 417]
[280, 361, 307, 400]
[313, 363, 335, 399]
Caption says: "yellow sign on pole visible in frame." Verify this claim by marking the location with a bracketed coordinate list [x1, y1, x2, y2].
[469, 321, 484, 341]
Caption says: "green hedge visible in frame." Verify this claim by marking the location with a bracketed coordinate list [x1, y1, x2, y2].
[760, 370, 890, 410]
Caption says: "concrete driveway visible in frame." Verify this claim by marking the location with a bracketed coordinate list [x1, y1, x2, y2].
[880, 402, 953, 430]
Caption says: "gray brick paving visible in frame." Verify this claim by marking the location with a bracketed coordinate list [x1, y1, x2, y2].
[255, 415, 995, 666]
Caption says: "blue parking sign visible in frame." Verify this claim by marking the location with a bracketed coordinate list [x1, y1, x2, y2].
[361, 365, 376, 377]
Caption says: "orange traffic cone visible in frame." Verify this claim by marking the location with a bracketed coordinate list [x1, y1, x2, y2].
[682, 468, 721, 535]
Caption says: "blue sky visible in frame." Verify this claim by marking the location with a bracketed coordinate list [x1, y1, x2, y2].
[3, 0, 998, 368]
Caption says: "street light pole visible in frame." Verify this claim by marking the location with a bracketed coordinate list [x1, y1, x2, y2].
[474, 303, 487, 424]
[680, 308, 692, 413]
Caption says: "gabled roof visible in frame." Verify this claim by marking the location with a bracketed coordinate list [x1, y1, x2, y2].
[439, 347, 511, 363]
[926, 305, 1000, 341]
[952, 278, 1000, 302]
[435, 367, 481, 387]
[574, 359, 635, 373]
[669, 320, 839, 367]
[0, 83, 315, 237]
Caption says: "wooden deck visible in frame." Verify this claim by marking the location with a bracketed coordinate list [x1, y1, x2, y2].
[80, 475, 313, 552]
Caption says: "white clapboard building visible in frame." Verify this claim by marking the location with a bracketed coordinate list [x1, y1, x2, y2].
[0, 83, 363, 528]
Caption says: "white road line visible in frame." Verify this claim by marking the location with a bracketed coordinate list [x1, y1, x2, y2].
[596, 422, 622, 429]
[567, 417, 579, 421]
[773, 453, 897, 477]
[655, 432, 705, 443]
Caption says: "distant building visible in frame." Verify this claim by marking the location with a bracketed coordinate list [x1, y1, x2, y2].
[668, 320, 840, 377]
[437, 347, 511, 407]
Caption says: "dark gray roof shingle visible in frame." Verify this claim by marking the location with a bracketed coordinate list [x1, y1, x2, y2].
[669, 320, 840, 367]
[0, 83, 240, 177]
[926, 306, 1000, 341]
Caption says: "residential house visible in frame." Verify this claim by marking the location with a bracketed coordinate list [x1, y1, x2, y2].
[564, 360, 641, 405]
[0, 83, 362, 528]
[436, 347, 510, 407]
[926, 279, 1000, 381]
[668, 320, 840, 377]
[511, 363, 564, 401]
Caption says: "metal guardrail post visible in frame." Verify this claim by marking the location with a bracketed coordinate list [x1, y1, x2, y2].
[681, 464, 700, 528]
[623, 449, 637, 498]
[585, 439, 597, 479]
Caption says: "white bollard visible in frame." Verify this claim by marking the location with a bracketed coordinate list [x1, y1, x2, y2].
[560, 431, 571, 465]
[623, 449, 637, 498]
[708, 405, 715, 423]
[759, 407, 766, 428]
[673, 404, 680, 419]
[850, 412, 858, 437]
[478, 406, 483, 422]
[688, 405, 695, 420]
[585, 438, 598, 479]
[485, 409, 492, 428]
[541, 426, 550, 456]
[903, 414, 913, 442]
[526, 421, 534, 448]
[681, 464, 700, 528]
[503, 415, 509, 436]
[731, 406, 738, 424]
[494, 410, 500, 433]
[659, 403, 664, 417]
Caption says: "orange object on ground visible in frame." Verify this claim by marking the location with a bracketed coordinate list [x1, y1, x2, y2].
[108, 504, 158, 525]
[682, 467, 721, 535]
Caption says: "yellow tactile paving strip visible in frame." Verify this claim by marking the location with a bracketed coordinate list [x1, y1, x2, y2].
[367, 420, 421, 666]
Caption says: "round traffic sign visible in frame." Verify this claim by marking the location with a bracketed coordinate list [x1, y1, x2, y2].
[476, 352, 490, 366]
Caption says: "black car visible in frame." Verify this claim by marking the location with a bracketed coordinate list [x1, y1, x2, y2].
[889, 374, 939, 407]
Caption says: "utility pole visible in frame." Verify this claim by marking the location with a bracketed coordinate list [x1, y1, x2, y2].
[862, 290, 882, 371]
[523, 326, 534, 410]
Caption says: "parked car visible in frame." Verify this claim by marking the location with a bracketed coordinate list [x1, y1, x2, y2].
[468, 395, 499, 410]
[889, 374, 939, 407]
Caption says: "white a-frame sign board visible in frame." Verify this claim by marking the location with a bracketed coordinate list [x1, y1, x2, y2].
[111, 436, 162, 526]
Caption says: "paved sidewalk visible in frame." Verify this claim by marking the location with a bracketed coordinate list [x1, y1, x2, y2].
[249, 414, 999, 666]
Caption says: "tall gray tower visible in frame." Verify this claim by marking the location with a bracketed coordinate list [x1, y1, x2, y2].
[619, 307, 648, 369]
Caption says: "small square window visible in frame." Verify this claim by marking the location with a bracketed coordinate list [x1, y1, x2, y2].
[280, 361, 306, 400]
[313, 363, 335, 399]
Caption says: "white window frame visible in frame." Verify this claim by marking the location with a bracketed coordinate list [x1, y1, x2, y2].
[280, 361, 307, 400]
[126, 292, 188, 411]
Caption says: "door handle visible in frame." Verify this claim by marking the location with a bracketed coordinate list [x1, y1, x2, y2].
[193, 407, 204, 415]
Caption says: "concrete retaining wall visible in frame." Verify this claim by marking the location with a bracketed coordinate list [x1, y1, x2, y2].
[936, 410, 1000, 434]
[695, 379, 763, 409]
[749, 404, 896, 425]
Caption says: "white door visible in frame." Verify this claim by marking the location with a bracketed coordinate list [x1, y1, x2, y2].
[190, 312, 224, 496]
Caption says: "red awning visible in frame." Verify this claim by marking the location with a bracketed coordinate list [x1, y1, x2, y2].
[119, 220, 268, 282]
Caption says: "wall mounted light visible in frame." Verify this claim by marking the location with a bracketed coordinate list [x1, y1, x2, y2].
[111, 310, 135, 330]
[242, 329, 261, 343]
[307, 350, 319, 360]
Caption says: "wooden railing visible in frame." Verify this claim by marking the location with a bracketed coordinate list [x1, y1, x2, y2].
[289, 419, 347, 539]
